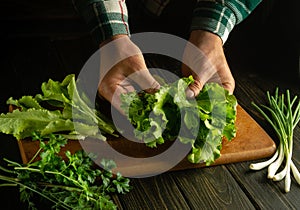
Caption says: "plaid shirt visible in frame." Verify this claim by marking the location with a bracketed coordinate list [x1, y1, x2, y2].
[73, 0, 261, 45]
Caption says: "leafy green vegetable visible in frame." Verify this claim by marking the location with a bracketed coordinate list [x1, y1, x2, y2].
[0, 74, 131, 209]
[1, 74, 116, 140]
[249, 88, 300, 193]
[0, 133, 131, 210]
[121, 76, 237, 165]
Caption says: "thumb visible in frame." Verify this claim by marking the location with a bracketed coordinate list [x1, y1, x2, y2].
[182, 63, 205, 98]
[109, 70, 161, 115]
[185, 78, 204, 98]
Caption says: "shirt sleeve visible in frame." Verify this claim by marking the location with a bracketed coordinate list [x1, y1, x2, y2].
[191, 0, 262, 43]
[72, 0, 130, 45]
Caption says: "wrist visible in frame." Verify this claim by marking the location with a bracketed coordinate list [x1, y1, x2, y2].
[188, 30, 225, 66]
[99, 34, 130, 48]
[189, 30, 223, 52]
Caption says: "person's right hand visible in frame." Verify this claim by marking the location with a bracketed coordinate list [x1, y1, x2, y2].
[98, 35, 160, 113]
[181, 30, 235, 97]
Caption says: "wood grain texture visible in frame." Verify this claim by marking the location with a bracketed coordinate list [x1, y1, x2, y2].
[226, 162, 300, 209]
[117, 175, 190, 209]
[171, 166, 255, 209]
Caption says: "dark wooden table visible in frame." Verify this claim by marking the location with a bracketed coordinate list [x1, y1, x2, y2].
[0, 12, 300, 209]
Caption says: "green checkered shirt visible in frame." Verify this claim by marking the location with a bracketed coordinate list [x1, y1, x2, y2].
[72, 0, 261, 45]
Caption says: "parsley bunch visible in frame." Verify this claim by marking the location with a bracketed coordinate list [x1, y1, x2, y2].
[0, 133, 131, 209]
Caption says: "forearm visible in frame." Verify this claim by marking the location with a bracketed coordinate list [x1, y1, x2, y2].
[191, 0, 262, 43]
[72, 0, 130, 45]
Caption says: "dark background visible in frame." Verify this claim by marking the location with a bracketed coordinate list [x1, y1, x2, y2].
[0, 0, 299, 209]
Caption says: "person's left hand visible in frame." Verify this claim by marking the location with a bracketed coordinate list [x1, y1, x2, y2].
[182, 30, 235, 97]
[98, 35, 160, 114]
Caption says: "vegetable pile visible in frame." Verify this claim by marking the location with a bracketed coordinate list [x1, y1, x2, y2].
[249, 88, 300, 192]
[0, 74, 238, 209]
[0, 74, 131, 209]
[121, 76, 237, 165]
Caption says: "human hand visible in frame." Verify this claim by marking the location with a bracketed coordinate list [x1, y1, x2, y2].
[98, 35, 160, 113]
[182, 30, 235, 97]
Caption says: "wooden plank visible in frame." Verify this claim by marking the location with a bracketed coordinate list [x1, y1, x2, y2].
[226, 162, 300, 209]
[171, 166, 255, 209]
[117, 174, 190, 209]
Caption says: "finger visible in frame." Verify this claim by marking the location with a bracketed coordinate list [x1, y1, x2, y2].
[112, 81, 135, 115]
[182, 41, 216, 85]
[182, 63, 204, 98]
[182, 53, 235, 96]
[111, 70, 161, 115]
[99, 75, 135, 114]
[208, 67, 235, 94]
[99, 36, 141, 81]
[186, 78, 204, 98]
[127, 70, 161, 92]
[221, 80, 235, 95]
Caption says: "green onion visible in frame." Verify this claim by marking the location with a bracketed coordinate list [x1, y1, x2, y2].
[249, 88, 300, 192]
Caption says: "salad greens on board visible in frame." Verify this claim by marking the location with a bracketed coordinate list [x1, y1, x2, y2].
[0, 73, 238, 209]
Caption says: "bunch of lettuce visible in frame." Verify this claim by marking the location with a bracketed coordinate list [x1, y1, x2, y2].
[0, 74, 116, 141]
[121, 76, 237, 165]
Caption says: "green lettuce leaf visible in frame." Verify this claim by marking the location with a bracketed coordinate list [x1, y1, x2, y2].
[0, 109, 70, 140]
[121, 76, 237, 165]
[2, 74, 116, 141]
[7, 96, 43, 111]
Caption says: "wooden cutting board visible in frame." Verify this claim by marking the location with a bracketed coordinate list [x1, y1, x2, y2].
[17, 105, 276, 177]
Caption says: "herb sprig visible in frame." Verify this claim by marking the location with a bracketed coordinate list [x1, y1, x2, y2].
[0, 133, 131, 209]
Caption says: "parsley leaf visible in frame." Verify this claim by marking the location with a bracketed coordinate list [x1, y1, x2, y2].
[0, 134, 131, 209]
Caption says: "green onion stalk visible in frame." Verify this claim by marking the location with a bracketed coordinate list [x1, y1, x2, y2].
[249, 88, 300, 192]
